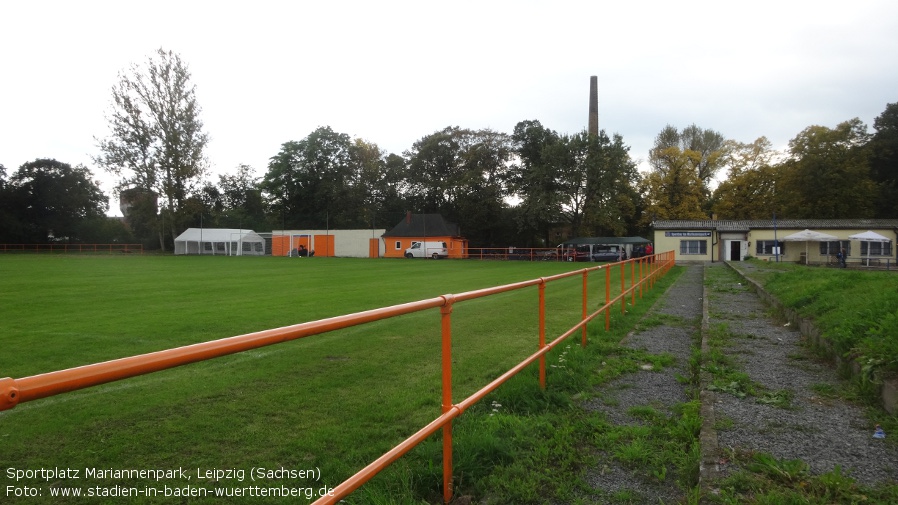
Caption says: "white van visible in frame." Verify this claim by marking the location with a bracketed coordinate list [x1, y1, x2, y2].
[404, 241, 448, 259]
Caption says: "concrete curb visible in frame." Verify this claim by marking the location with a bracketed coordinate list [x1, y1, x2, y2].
[698, 267, 720, 495]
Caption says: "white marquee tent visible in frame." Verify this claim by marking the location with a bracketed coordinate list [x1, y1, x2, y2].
[174, 228, 265, 256]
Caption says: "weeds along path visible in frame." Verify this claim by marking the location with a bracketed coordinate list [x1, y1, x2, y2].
[703, 262, 898, 502]
[581, 264, 705, 503]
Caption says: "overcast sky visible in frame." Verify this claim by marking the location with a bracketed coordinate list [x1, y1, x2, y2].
[2, 1, 897, 216]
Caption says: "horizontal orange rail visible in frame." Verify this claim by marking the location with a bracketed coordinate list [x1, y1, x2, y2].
[0, 243, 143, 253]
[0, 251, 675, 504]
[0, 297, 447, 409]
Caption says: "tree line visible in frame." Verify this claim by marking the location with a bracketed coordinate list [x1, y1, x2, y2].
[1, 49, 896, 249]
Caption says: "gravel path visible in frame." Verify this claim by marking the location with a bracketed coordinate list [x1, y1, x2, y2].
[578, 262, 898, 504]
[705, 262, 898, 488]
[582, 264, 704, 503]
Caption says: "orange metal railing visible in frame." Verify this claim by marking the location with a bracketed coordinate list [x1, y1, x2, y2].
[0, 243, 143, 253]
[0, 251, 674, 503]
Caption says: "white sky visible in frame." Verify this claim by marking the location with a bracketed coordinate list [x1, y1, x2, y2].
[2, 1, 897, 216]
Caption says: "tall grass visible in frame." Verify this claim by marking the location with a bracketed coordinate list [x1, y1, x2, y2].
[0, 255, 657, 504]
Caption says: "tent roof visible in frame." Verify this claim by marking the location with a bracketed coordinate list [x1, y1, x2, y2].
[780, 229, 839, 241]
[562, 236, 651, 246]
[382, 213, 462, 238]
[174, 228, 263, 242]
[849, 230, 891, 242]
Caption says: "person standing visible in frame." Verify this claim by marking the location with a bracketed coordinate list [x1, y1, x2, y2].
[838, 247, 847, 268]
[645, 242, 654, 262]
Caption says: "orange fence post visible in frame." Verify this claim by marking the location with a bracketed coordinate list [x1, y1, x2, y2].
[639, 258, 644, 299]
[538, 281, 547, 389]
[440, 298, 454, 504]
[630, 260, 635, 306]
[581, 270, 588, 348]
[604, 266, 611, 331]
[649, 255, 655, 288]
[620, 262, 626, 314]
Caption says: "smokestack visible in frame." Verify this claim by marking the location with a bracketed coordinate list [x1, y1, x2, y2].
[588, 76, 598, 137]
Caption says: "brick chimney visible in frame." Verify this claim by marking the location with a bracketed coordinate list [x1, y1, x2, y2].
[588, 76, 598, 137]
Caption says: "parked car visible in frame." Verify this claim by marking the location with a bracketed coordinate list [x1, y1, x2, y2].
[404, 241, 448, 259]
[591, 245, 623, 262]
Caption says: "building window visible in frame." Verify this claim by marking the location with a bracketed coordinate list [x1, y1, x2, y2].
[394, 241, 402, 250]
[680, 240, 707, 255]
[860, 241, 892, 256]
[819, 240, 850, 255]
[756, 240, 784, 255]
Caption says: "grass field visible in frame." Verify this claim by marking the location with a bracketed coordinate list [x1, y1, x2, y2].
[0, 255, 653, 504]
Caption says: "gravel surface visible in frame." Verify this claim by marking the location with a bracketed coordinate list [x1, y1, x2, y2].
[582, 264, 704, 503]
[707, 262, 898, 488]
[578, 262, 898, 504]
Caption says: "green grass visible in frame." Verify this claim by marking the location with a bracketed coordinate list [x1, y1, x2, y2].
[708, 451, 898, 505]
[0, 255, 675, 504]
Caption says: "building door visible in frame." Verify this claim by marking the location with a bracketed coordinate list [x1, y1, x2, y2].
[728, 240, 744, 261]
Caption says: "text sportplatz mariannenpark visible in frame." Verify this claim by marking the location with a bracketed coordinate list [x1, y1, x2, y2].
[5, 466, 335, 500]
[8, 466, 321, 482]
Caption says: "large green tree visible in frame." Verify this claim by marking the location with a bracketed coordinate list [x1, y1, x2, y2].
[261, 126, 354, 229]
[647, 124, 727, 216]
[3, 159, 108, 243]
[94, 48, 209, 250]
[710, 137, 781, 219]
[543, 133, 589, 235]
[509, 124, 641, 243]
[778, 118, 875, 219]
[509, 120, 563, 245]
[868, 102, 898, 218]
[347, 139, 408, 229]
[0, 164, 13, 242]
[641, 126, 710, 223]
[261, 128, 407, 231]
[404, 127, 514, 246]
[191, 164, 268, 231]
[580, 131, 641, 236]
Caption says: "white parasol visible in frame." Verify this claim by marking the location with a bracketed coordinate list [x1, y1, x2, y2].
[848, 230, 891, 266]
[781, 229, 839, 264]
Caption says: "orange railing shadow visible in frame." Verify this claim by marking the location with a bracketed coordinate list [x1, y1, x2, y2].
[0, 251, 674, 503]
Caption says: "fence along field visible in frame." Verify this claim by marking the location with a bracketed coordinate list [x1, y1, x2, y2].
[0, 243, 143, 253]
[0, 255, 666, 502]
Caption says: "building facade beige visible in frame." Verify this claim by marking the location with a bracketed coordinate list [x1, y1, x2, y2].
[652, 219, 898, 266]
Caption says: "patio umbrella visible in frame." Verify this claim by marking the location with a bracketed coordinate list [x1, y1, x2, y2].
[781, 229, 839, 264]
[848, 230, 891, 266]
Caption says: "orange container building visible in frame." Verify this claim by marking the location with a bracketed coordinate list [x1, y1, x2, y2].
[271, 230, 385, 257]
